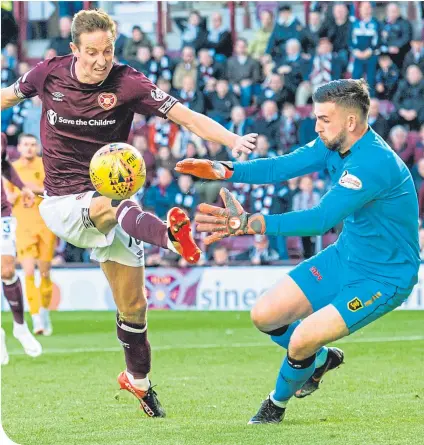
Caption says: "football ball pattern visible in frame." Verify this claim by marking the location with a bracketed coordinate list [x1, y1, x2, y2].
[89, 143, 146, 200]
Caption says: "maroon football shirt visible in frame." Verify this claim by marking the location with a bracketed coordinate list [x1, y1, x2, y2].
[14, 55, 179, 196]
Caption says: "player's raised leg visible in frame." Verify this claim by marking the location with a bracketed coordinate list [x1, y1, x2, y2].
[89, 194, 201, 264]
[101, 261, 165, 418]
[1, 254, 42, 358]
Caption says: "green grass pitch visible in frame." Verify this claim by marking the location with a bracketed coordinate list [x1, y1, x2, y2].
[2, 310, 424, 445]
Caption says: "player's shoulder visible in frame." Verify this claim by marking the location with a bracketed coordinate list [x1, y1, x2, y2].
[31, 54, 73, 75]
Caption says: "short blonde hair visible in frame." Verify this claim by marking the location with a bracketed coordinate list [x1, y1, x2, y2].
[71, 9, 116, 47]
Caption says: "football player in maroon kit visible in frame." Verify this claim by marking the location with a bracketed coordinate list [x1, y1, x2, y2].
[1, 9, 257, 417]
[1, 132, 42, 365]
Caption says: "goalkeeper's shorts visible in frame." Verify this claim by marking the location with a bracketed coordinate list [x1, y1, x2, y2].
[289, 244, 413, 334]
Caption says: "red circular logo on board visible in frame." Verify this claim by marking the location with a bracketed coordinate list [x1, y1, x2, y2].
[98, 92, 117, 110]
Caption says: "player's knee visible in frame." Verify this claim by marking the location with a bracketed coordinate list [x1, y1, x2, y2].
[117, 299, 148, 324]
[250, 304, 270, 330]
[288, 326, 316, 360]
[89, 196, 117, 234]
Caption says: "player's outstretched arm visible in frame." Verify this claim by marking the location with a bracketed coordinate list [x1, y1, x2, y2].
[1, 85, 22, 111]
[167, 102, 257, 158]
[197, 168, 380, 243]
[175, 139, 328, 184]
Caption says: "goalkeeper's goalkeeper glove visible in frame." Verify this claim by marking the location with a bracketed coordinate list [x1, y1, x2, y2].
[195, 187, 266, 245]
[175, 159, 234, 180]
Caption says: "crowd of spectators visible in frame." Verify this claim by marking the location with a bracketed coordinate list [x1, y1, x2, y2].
[2, 2, 424, 266]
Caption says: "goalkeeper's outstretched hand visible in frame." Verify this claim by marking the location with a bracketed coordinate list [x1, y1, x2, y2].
[195, 188, 266, 245]
[175, 159, 234, 180]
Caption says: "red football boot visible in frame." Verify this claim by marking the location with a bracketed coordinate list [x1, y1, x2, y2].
[167, 207, 201, 264]
[117, 371, 165, 417]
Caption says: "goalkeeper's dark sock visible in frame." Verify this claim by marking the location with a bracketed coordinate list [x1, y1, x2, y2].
[116, 200, 169, 249]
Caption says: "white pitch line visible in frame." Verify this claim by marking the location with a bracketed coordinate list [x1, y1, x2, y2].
[6, 335, 424, 356]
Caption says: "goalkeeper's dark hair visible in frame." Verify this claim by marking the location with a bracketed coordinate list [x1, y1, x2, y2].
[312, 79, 370, 121]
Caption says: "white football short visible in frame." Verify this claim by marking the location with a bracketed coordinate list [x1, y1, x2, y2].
[39, 191, 144, 267]
[1, 216, 17, 257]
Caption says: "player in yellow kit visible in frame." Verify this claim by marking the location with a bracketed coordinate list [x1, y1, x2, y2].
[6, 134, 56, 335]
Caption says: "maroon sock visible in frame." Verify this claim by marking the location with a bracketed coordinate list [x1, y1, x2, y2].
[116, 314, 151, 379]
[116, 200, 168, 249]
[2, 277, 24, 324]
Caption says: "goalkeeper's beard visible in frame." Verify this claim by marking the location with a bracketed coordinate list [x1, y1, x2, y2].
[321, 129, 348, 152]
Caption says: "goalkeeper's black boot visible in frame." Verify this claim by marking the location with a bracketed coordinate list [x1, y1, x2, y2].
[295, 347, 344, 398]
[248, 397, 286, 424]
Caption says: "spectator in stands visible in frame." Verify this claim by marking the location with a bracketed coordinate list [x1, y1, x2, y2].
[172, 132, 207, 163]
[206, 140, 231, 163]
[350, 1, 380, 95]
[155, 147, 177, 179]
[1, 54, 16, 88]
[177, 75, 205, 114]
[44, 48, 57, 60]
[257, 73, 294, 108]
[248, 10, 274, 60]
[127, 46, 153, 78]
[173, 46, 198, 90]
[49, 16, 72, 56]
[296, 37, 344, 106]
[148, 116, 180, 154]
[205, 79, 239, 124]
[252, 100, 280, 151]
[375, 54, 400, 101]
[22, 96, 42, 143]
[227, 38, 261, 107]
[275, 38, 309, 94]
[144, 168, 179, 220]
[205, 12, 233, 60]
[300, 11, 323, 55]
[266, 4, 303, 63]
[414, 124, 424, 162]
[380, 2, 412, 69]
[298, 110, 318, 146]
[250, 134, 277, 159]
[319, 2, 351, 64]
[368, 98, 390, 141]
[175, 175, 199, 218]
[402, 32, 424, 75]
[156, 77, 174, 96]
[150, 45, 173, 84]
[16, 61, 30, 77]
[174, 10, 208, 52]
[388, 125, 414, 169]
[391, 65, 424, 130]
[412, 158, 424, 193]
[197, 49, 226, 91]
[2, 43, 17, 69]
[123, 26, 152, 60]
[235, 234, 279, 265]
[114, 21, 128, 61]
[227, 106, 253, 137]
[279, 102, 300, 154]
[292, 176, 321, 258]
[210, 244, 230, 266]
[132, 135, 155, 187]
